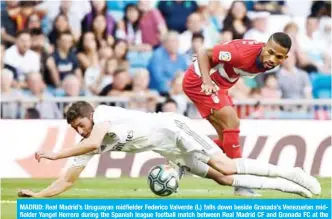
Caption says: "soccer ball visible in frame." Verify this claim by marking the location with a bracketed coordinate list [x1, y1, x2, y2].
[147, 164, 179, 197]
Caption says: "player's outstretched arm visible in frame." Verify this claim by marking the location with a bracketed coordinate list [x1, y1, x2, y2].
[35, 122, 111, 161]
[196, 48, 219, 95]
[18, 166, 84, 198]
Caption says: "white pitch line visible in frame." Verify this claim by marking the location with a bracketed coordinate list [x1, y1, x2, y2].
[1, 200, 17, 204]
[73, 188, 92, 191]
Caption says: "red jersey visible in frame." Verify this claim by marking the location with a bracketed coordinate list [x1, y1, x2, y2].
[190, 39, 273, 89]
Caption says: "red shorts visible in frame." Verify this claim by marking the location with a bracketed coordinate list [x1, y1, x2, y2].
[182, 67, 233, 118]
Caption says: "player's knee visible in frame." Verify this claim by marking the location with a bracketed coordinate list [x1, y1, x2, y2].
[209, 157, 234, 175]
[223, 116, 240, 129]
[231, 117, 240, 129]
[215, 175, 230, 186]
[213, 107, 240, 129]
[223, 113, 240, 129]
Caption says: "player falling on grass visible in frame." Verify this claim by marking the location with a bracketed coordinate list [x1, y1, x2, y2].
[18, 101, 321, 198]
[182, 32, 292, 196]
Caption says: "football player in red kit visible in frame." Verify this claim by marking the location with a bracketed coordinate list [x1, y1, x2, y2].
[182, 32, 292, 196]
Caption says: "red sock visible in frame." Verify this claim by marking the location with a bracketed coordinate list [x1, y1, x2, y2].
[213, 138, 223, 150]
[222, 129, 242, 158]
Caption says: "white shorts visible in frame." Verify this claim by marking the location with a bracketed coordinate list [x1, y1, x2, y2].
[156, 114, 223, 177]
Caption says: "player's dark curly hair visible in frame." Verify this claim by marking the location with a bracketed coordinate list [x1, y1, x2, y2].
[66, 101, 94, 124]
[269, 32, 292, 52]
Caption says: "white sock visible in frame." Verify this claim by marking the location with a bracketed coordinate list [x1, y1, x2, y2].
[232, 174, 312, 198]
[235, 158, 282, 177]
[235, 159, 321, 195]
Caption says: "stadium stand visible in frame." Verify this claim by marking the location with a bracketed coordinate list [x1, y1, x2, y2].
[1, 0, 331, 120]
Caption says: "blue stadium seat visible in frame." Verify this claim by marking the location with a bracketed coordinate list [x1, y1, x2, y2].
[127, 51, 153, 68]
[311, 74, 331, 99]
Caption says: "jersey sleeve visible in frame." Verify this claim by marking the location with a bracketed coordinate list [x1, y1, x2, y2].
[93, 105, 112, 125]
[212, 41, 242, 65]
[93, 105, 127, 126]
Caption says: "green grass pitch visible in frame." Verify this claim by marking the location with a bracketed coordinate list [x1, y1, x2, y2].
[1, 177, 331, 219]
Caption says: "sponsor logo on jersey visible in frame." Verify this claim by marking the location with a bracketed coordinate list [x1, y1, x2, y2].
[111, 130, 134, 151]
[211, 94, 220, 103]
[113, 142, 125, 151]
[126, 130, 134, 141]
[219, 51, 231, 62]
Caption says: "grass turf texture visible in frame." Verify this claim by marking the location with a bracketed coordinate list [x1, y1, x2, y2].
[1, 177, 331, 219]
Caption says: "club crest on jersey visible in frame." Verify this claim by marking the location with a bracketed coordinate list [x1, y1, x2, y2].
[219, 51, 231, 62]
[211, 94, 220, 103]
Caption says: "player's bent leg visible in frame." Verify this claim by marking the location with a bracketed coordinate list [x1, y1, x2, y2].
[207, 117, 224, 148]
[208, 106, 242, 159]
[234, 158, 321, 195]
[206, 153, 237, 175]
[207, 155, 320, 197]
[207, 155, 280, 177]
[181, 153, 233, 186]
[231, 175, 312, 198]
[197, 160, 312, 198]
[208, 107, 261, 196]
[279, 167, 321, 195]
[205, 154, 313, 196]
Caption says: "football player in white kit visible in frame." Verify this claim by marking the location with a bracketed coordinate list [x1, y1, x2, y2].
[18, 101, 320, 198]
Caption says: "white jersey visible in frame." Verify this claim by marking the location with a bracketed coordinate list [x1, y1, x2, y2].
[69, 105, 221, 173]
[92, 105, 182, 154]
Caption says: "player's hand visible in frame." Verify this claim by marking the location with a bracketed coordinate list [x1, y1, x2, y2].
[35, 151, 58, 162]
[201, 80, 219, 95]
[18, 189, 35, 198]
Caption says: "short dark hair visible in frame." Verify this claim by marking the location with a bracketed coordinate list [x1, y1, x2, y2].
[20, 1, 36, 7]
[16, 29, 30, 38]
[25, 108, 40, 119]
[30, 28, 43, 36]
[66, 101, 94, 124]
[57, 31, 73, 44]
[163, 98, 177, 107]
[268, 32, 292, 51]
[113, 68, 127, 77]
[58, 30, 72, 39]
[307, 14, 317, 20]
[192, 32, 204, 42]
